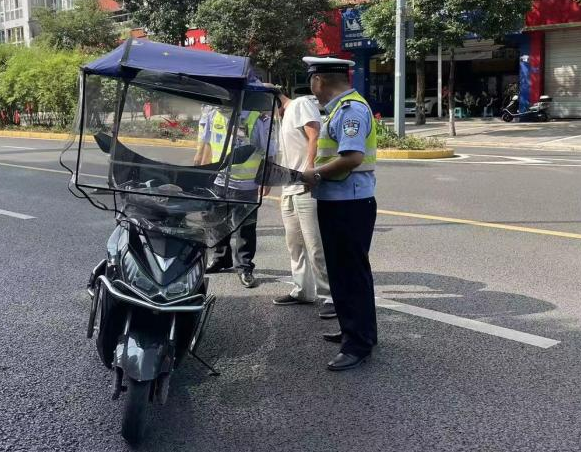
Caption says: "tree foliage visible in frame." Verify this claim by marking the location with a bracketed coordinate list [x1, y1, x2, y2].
[0, 47, 88, 128]
[123, 0, 202, 45]
[362, 0, 532, 131]
[33, 0, 120, 53]
[195, 0, 332, 85]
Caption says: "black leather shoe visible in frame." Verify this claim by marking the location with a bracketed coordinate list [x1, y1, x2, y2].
[239, 270, 257, 288]
[323, 332, 343, 343]
[327, 352, 368, 371]
[206, 260, 233, 274]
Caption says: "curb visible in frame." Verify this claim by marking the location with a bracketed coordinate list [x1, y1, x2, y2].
[0, 130, 70, 140]
[0, 130, 199, 148]
[377, 148, 455, 159]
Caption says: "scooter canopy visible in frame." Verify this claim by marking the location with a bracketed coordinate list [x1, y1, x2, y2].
[83, 39, 265, 91]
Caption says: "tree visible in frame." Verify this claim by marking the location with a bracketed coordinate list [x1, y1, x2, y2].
[362, 0, 446, 125]
[194, 0, 332, 90]
[442, 0, 533, 136]
[362, 0, 532, 135]
[33, 0, 120, 53]
[123, 0, 202, 45]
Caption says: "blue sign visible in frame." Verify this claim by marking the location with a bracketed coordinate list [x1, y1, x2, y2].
[341, 8, 377, 51]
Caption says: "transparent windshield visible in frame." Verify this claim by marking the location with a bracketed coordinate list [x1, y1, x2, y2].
[62, 72, 285, 246]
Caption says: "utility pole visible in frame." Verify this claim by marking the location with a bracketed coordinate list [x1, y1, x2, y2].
[394, 0, 406, 137]
[437, 43, 443, 118]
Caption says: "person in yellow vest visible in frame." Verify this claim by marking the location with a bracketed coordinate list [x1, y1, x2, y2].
[205, 107, 271, 288]
[301, 57, 378, 371]
[193, 104, 217, 166]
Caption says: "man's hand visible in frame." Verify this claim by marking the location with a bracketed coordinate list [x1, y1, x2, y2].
[301, 169, 318, 187]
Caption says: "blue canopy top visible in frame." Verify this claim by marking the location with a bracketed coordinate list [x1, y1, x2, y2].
[83, 39, 263, 90]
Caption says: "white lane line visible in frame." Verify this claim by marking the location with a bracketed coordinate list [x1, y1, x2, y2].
[376, 299, 560, 349]
[0, 145, 35, 150]
[539, 134, 581, 145]
[0, 209, 35, 220]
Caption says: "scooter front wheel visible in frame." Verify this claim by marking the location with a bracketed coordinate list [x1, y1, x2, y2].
[501, 113, 514, 122]
[121, 378, 151, 445]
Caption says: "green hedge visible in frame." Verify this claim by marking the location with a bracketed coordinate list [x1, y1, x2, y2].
[376, 120, 446, 150]
[0, 45, 89, 129]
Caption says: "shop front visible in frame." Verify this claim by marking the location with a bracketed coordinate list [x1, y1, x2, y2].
[524, 0, 581, 118]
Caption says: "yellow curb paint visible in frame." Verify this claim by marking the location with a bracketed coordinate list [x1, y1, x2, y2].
[0, 130, 198, 148]
[377, 148, 455, 159]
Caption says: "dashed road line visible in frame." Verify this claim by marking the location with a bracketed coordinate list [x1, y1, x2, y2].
[0, 209, 35, 220]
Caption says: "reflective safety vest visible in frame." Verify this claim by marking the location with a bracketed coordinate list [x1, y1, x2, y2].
[209, 111, 264, 181]
[315, 91, 376, 181]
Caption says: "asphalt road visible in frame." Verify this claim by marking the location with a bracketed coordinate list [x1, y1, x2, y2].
[2, 138, 581, 451]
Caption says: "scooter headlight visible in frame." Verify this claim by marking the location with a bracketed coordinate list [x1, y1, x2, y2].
[122, 251, 204, 301]
[161, 259, 204, 300]
[122, 251, 158, 297]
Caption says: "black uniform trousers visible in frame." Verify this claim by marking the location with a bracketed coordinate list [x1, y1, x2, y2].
[212, 187, 258, 272]
[317, 197, 377, 357]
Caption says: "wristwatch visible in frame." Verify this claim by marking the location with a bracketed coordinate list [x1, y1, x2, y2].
[313, 172, 322, 184]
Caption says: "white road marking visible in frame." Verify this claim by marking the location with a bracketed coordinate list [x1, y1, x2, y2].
[539, 134, 581, 145]
[0, 209, 35, 220]
[0, 145, 35, 150]
[376, 298, 560, 349]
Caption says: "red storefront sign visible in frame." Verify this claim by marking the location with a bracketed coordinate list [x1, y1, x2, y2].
[184, 29, 211, 51]
[526, 0, 581, 27]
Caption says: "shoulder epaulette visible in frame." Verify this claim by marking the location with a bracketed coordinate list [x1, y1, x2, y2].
[341, 101, 351, 109]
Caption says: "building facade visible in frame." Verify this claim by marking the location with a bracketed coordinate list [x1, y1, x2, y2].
[0, 0, 126, 46]
[0, 0, 74, 45]
[521, 0, 581, 117]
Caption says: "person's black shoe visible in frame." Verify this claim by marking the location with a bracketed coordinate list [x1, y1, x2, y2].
[239, 270, 257, 288]
[327, 352, 368, 371]
[323, 332, 343, 343]
[319, 303, 337, 319]
[206, 260, 233, 274]
[273, 294, 314, 305]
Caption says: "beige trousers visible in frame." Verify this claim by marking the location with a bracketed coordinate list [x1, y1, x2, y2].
[281, 192, 332, 303]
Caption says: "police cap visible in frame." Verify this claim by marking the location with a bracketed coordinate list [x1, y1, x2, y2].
[302, 56, 355, 80]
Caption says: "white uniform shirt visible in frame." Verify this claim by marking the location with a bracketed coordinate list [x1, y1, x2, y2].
[279, 96, 322, 196]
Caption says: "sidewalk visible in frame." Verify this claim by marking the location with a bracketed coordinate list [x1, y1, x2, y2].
[383, 118, 581, 151]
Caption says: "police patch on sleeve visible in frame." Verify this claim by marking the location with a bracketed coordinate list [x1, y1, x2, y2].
[343, 119, 360, 138]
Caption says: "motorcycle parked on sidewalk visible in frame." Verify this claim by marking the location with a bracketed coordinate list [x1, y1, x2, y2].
[501, 95, 553, 122]
[60, 39, 288, 445]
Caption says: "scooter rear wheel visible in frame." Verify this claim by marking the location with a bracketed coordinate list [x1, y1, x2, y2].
[121, 378, 151, 445]
[501, 112, 514, 122]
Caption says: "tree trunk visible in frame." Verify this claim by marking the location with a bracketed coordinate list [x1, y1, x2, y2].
[448, 48, 456, 137]
[415, 56, 426, 126]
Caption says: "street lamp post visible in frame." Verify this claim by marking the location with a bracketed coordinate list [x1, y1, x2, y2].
[394, 0, 406, 137]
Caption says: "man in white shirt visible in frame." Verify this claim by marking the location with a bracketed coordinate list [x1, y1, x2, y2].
[270, 87, 335, 319]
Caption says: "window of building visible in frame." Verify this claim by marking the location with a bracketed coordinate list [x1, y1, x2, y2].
[7, 26, 24, 44]
[59, 0, 74, 10]
[4, 0, 24, 21]
[0, 30, 5, 44]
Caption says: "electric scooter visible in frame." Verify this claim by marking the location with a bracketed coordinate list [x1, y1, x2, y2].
[501, 95, 553, 122]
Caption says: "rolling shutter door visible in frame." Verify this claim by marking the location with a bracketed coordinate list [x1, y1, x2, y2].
[545, 29, 581, 118]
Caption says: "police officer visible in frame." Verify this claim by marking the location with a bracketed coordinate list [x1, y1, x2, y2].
[205, 107, 271, 288]
[301, 57, 377, 371]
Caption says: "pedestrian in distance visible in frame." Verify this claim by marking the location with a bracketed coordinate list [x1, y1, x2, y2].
[263, 83, 336, 320]
[301, 57, 378, 372]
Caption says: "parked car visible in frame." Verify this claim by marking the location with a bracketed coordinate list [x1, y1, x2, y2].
[405, 89, 439, 117]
